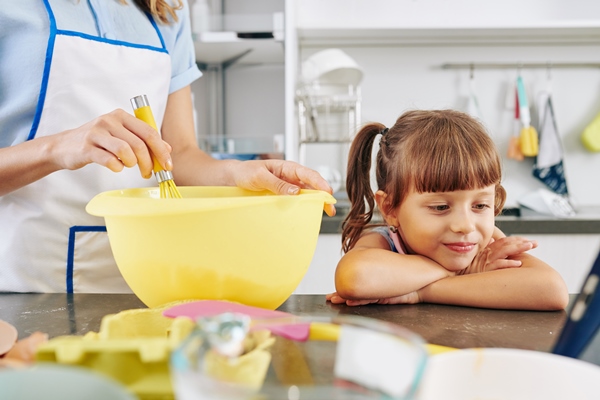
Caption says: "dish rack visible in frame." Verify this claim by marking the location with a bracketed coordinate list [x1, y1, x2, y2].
[296, 82, 362, 166]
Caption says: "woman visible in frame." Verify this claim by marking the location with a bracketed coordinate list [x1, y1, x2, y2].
[0, 0, 334, 293]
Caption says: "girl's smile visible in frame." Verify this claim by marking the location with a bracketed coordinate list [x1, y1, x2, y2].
[444, 242, 477, 253]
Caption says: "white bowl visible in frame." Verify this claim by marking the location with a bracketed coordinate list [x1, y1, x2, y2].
[301, 48, 363, 86]
[417, 348, 600, 400]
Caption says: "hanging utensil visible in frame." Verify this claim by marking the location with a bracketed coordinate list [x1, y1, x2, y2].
[466, 64, 483, 120]
[516, 76, 539, 157]
[507, 85, 524, 161]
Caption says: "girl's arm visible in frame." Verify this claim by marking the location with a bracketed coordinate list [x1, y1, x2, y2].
[418, 251, 569, 310]
[332, 231, 453, 302]
[416, 227, 569, 310]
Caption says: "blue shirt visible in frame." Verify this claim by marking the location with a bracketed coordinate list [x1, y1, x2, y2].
[0, 0, 201, 148]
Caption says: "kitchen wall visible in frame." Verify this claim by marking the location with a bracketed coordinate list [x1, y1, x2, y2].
[192, 0, 600, 208]
[299, 43, 600, 208]
[294, 0, 600, 208]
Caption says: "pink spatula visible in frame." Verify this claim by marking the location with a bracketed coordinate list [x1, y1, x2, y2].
[163, 300, 311, 341]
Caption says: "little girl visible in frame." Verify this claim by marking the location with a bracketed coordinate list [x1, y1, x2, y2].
[327, 110, 569, 310]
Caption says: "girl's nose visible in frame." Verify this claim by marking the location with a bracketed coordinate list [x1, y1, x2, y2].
[450, 210, 476, 234]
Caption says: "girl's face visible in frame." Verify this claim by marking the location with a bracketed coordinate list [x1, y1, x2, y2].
[382, 185, 496, 272]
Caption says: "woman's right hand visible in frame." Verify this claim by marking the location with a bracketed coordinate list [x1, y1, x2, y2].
[459, 236, 537, 275]
[49, 109, 173, 178]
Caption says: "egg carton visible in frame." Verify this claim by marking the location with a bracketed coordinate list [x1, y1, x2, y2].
[36, 302, 195, 400]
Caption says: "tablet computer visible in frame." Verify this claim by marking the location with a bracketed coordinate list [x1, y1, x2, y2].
[552, 247, 600, 365]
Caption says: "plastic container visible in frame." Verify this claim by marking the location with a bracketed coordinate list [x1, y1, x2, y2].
[170, 314, 429, 400]
[86, 187, 336, 309]
[300, 49, 363, 87]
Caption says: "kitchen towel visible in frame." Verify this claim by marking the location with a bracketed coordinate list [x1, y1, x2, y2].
[533, 91, 569, 195]
[467, 74, 483, 121]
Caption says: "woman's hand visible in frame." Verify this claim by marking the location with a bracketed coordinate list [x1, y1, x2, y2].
[49, 109, 173, 179]
[326, 291, 422, 306]
[230, 159, 336, 216]
[459, 236, 537, 275]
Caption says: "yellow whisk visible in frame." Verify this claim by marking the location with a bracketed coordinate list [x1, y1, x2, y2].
[130, 94, 182, 199]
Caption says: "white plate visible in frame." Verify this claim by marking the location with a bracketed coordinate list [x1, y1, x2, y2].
[417, 348, 600, 400]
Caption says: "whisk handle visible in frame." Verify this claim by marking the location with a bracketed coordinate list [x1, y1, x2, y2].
[131, 94, 162, 173]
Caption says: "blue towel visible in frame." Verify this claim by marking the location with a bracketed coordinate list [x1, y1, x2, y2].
[533, 92, 569, 195]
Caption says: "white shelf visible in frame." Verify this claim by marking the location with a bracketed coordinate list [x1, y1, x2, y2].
[193, 13, 284, 65]
[298, 26, 600, 46]
[294, 0, 600, 46]
[194, 33, 284, 65]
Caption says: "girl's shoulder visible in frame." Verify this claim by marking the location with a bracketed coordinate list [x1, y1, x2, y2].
[368, 226, 401, 253]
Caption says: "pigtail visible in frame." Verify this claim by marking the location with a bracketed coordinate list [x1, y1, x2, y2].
[341, 123, 386, 253]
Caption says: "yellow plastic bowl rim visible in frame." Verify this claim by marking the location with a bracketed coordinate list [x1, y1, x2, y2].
[86, 187, 336, 217]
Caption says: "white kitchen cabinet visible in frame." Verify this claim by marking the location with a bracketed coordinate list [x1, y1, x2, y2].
[294, 234, 343, 294]
[294, 233, 599, 295]
[513, 234, 600, 294]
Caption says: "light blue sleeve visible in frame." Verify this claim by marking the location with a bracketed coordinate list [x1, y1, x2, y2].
[158, 0, 202, 94]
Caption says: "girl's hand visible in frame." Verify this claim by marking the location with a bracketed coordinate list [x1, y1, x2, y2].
[231, 159, 336, 216]
[459, 236, 537, 275]
[326, 291, 422, 306]
[49, 109, 173, 179]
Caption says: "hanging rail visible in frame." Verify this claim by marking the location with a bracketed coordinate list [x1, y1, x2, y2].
[441, 62, 600, 69]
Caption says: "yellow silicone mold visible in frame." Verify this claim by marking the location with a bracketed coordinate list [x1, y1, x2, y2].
[35, 303, 195, 400]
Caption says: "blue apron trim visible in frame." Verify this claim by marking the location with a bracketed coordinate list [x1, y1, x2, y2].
[28, 0, 58, 141]
[57, 30, 168, 53]
[28, 0, 167, 141]
[66, 225, 107, 293]
[145, 11, 167, 50]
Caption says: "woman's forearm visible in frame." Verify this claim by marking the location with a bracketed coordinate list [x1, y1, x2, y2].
[0, 137, 61, 196]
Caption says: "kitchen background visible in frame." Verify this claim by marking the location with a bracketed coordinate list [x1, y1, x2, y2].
[190, 0, 600, 294]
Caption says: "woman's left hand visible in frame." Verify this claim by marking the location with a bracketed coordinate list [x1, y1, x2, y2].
[231, 159, 336, 216]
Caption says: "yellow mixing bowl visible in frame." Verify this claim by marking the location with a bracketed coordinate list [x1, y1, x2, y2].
[86, 187, 336, 310]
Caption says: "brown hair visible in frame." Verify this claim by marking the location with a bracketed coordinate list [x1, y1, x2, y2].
[127, 0, 183, 24]
[341, 109, 506, 253]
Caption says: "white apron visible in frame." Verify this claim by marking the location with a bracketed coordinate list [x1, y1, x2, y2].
[0, 1, 171, 293]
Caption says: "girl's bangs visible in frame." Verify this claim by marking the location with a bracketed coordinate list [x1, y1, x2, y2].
[409, 144, 500, 194]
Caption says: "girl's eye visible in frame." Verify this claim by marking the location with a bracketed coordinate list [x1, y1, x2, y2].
[473, 203, 491, 210]
[429, 205, 449, 211]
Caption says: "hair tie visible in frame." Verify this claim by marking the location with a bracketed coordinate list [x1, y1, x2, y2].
[380, 127, 389, 136]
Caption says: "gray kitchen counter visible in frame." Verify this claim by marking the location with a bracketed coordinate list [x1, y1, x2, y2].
[321, 204, 600, 235]
[0, 293, 569, 351]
